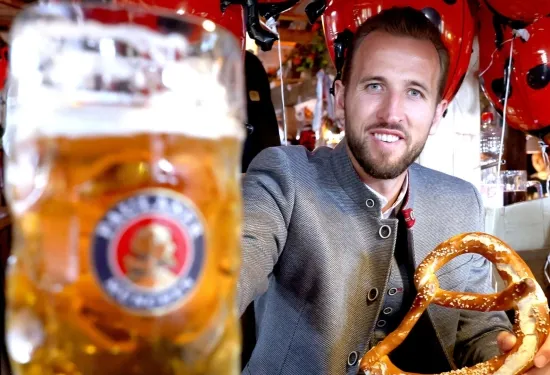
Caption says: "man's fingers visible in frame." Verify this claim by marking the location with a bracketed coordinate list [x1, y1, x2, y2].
[533, 333, 550, 368]
[524, 363, 547, 375]
[497, 331, 517, 352]
[534, 355, 548, 368]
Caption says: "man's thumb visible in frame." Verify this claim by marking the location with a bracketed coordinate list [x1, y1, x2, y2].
[497, 331, 517, 353]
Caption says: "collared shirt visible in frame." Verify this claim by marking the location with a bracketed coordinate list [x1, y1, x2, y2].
[364, 173, 409, 219]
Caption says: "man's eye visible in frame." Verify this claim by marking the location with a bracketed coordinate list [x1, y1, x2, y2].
[366, 83, 382, 91]
[409, 89, 423, 98]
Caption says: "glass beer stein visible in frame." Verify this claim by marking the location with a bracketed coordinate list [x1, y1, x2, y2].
[500, 170, 543, 206]
[4, 3, 245, 375]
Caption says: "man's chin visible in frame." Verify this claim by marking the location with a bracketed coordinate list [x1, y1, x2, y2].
[360, 160, 408, 180]
[366, 169, 406, 180]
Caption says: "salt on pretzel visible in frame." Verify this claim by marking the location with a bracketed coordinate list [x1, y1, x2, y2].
[358, 232, 550, 375]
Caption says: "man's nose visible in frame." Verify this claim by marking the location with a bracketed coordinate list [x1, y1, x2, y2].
[377, 92, 405, 124]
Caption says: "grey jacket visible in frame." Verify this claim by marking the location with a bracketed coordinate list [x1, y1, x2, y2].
[239, 140, 512, 375]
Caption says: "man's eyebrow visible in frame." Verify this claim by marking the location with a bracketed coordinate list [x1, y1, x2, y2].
[405, 80, 430, 93]
[357, 76, 387, 86]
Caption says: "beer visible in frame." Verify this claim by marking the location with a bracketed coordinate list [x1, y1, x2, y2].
[499, 170, 540, 206]
[503, 190, 528, 206]
[5, 4, 245, 375]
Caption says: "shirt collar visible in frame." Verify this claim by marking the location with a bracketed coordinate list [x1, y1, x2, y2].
[364, 173, 409, 219]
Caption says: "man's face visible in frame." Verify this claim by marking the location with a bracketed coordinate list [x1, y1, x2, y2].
[334, 31, 448, 179]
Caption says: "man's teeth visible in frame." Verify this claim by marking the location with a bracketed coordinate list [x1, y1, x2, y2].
[374, 133, 400, 143]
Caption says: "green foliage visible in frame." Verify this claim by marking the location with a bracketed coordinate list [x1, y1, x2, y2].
[287, 23, 330, 75]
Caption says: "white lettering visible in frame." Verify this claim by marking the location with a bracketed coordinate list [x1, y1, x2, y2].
[138, 196, 150, 212]
[184, 212, 201, 228]
[96, 222, 114, 239]
[168, 286, 183, 300]
[107, 211, 124, 227]
[179, 278, 194, 290]
[118, 289, 131, 303]
[187, 222, 203, 239]
[104, 278, 197, 310]
[130, 294, 156, 308]
[157, 293, 171, 305]
[106, 278, 131, 302]
[180, 210, 194, 224]
[153, 196, 170, 212]
[132, 295, 145, 307]
[106, 278, 120, 294]
[118, 201, 138, 219]
[171, 201, 184, 215]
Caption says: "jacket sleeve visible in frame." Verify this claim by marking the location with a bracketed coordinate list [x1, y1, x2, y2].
[453, 185, 514, 367]
[237, 147, 296, 316]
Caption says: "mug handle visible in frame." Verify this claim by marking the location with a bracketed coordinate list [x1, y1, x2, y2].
[527, 181, 543, 199]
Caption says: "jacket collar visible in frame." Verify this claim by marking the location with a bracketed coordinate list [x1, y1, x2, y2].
[330, 138, 417, 217]
[330, 139, 382, 216]
[399, 164, 418, 228]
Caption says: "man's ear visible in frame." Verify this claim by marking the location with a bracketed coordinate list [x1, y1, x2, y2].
[334, 80, 346, 123]
[429, 99, 449, 135]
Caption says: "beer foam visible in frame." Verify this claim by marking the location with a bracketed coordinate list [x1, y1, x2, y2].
[9, 18, 245, 141]
[10, 93, 245, 140]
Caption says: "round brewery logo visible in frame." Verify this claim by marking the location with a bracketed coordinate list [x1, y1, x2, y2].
[91, 190, 205, 315]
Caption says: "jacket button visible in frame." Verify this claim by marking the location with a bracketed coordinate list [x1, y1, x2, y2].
[377, 320, 387, 328]
[347, 351, 359, 366]
[367, 287, 379, 303]
[388, 287, 398, 296]
[366, 199, 375, 208]
[379, 225, 391, 239]
[383, 307, 393, 315]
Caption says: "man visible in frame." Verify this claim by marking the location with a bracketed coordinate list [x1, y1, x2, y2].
[238, 7, 550, 375]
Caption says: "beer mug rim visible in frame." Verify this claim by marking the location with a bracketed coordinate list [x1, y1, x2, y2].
[7, 0, 247, 146]
[11, 1, 241, 43]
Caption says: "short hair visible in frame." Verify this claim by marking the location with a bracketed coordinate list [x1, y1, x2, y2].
[342, 6, 450, 100]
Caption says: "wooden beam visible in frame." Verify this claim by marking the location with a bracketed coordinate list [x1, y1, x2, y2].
[278, 13, 309, 22]
[0, 0, 23, 9]
[502, 125, 527, 171]
[0, 19, 12, 31]
[277, 28, 314, 44]
[274, 40, 296, 48]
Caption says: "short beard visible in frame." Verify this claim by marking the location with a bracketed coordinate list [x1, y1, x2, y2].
[346, 120, 429, 180]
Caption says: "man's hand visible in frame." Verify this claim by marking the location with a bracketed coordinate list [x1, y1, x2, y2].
[498, 331, 550, 375]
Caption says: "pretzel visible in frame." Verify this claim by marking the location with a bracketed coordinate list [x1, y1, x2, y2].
[358, 232, 550, 375]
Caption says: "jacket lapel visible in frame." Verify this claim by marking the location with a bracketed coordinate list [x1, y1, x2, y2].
[330, 139, 383, 209]
[402, 164, 441, 269]
[402, 165, 458, 369]
[398, 164, 419, 266]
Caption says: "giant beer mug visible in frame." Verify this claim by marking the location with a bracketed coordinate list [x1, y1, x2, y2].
[4, 3, 245, 374]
